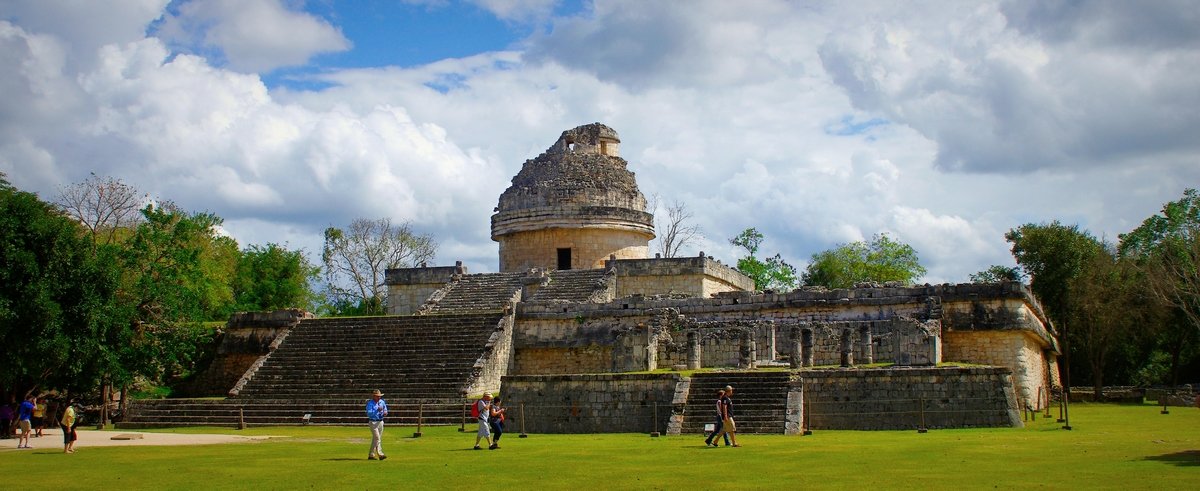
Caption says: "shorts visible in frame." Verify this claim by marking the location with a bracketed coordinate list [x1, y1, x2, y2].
[18, 420, 31, 433]
[722, 418, 736, 433]
[477, 419, 491, 438]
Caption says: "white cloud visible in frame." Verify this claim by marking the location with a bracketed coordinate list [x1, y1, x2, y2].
[153, 0, 351, 73]
[1, 0, 1197, 284]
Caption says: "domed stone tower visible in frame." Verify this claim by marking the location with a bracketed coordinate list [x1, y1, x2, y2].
[491, 123, 656, 272]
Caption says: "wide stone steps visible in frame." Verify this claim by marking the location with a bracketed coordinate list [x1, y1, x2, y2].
[529, 269, 611, 302]
[121, 312, 505, 428]
[681, 371, 793, 435]
[424, 273, 524, 313]
[120, 398, 474, 428]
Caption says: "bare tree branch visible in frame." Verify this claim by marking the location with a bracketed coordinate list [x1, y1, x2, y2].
[655, 199, 702, 258]
[322, 217, 437, 313]
[55, 173, 147, 245]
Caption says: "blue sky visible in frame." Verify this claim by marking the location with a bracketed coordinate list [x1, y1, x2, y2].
[2, 0, 1198, 283]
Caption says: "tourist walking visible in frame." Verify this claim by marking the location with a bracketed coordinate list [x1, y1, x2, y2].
[365, 389, 388, 460]
[0, 401, 13, 439]
[718, 385, 740, 447]
[704, 389, 731, 447]
[60, 399, 78, 453]
[473, 393, 492, 450]
[488, 397, 506, 449]
[33, 397, 46, 437]
[16, 394, 34, 448]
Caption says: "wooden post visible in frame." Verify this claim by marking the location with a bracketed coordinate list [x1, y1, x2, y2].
[459, 399, 467, 432]
[518, 403, 528, 438]
[650, 403, 660, 437]
[238, 407, 246, 430]
[917, 397, 928, 433]
[413, 402, 424, 437]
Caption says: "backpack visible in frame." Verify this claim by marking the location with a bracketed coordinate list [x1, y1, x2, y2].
[471, 400, 482, 418]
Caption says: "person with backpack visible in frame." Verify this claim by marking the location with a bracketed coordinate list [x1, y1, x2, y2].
[488, 397, 507, 450]
[472, 393, 492, 450]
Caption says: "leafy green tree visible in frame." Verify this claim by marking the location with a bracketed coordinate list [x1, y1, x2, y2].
[108, 203, 230, 388]
[323, 218, 436, 316]
[0, 177, 125, 398]
[969, 265, 1025, 283]
[1118, 188, 1200, 385]
[1068, 246, 1154, 398]
[230, 243, 320, 314]
[730, 228, 798, 291]
[1005, 221, 1103, 394]
[802, 233, 926, 289]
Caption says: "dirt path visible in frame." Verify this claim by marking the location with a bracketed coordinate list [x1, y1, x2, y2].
[0, 427, 277, 451]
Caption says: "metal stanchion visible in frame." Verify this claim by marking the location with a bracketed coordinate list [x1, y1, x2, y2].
[459, 399, 467, 432]
[651, 403, 661, 437]
[413, 402, 424, 437]
[917, 397, 928, 433]
[518, 403, 528, 438]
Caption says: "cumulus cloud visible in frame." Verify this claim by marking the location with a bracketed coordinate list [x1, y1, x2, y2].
[1, 0, 1196, 282]
[817, 1, 1200, 174]
[153, 0, 351, 73]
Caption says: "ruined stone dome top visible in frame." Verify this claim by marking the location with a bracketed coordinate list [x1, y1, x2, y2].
[491, 123, 655, 239]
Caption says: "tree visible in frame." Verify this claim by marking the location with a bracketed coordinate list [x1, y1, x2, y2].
[730, 228, 798, 291]
[55, 173, 147, 246]
[802, 233, 927, 289]
[1118, 188, 1200, 385]
[1005, 222, 1102, 326]
[322, 218, 436, 316]
[969, 265, 1025, 283]
[0, 178, 125, 398]
[231, 243, 320, 314]
[654, 199, 702, 258]
[1068, 246, 1151, 398]
[112, 203, 231, 387]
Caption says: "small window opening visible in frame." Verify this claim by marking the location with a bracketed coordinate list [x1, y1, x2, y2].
[557, 248, 572, 270]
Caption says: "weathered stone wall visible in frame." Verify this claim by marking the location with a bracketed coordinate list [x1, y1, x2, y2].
[802, 367, 1021, 430]
[497, 227, 650, 272]
[514, 346, 613, 374]
[500, 373, 680, 433]
[610, 256, 754, 298]
[180, 309, 311, 397]
[462, 313, 516, 397]
[385, 265, 461, 315]
[943, 330, 1051, 410]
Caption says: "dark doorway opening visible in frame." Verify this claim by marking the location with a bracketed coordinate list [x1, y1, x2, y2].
[557, 248, 572, 270]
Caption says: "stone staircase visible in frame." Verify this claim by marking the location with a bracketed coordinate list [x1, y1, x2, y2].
[120, 313, 504, 428]
[680, 371, 793, 435]
[529, 269, 613, 302]
[421, 272, 524, 314]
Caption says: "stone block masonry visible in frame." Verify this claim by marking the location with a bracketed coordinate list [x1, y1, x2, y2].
[801, 366, 1021, 430]
[501, 373, 680, 434]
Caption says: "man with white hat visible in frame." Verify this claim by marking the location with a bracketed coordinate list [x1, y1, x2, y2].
[366, 389, 388, 460]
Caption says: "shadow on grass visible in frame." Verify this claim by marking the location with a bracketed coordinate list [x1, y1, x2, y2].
[1142, 450, 1200, 467]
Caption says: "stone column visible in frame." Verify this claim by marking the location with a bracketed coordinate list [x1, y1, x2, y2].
[789, 326, 802, 368]
[765, 322, 777, 363]
[741, 329, 757, 369]
[858, 326, 874, 364]
[801, 328, 814, 367]
[686, 330, 702, 370]
[840, 328, 854, 368]
[644, 323, 658, 371]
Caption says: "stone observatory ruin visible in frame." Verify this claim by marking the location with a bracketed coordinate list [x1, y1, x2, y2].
[124, 123, 1061, 434]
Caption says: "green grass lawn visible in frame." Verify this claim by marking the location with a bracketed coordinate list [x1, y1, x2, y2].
[2, 403, 1196, 490]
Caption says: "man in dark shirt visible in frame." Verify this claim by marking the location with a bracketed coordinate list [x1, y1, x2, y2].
[718, 385, 740, 447]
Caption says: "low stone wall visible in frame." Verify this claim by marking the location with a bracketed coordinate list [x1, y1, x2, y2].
[500, 373, 681, 433]
[802, 366, 1021, 430]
